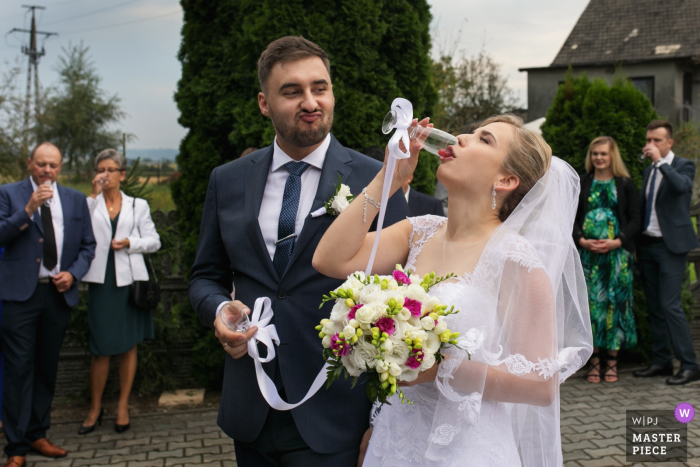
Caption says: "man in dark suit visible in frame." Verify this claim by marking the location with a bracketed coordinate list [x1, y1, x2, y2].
[189, 37, 408, 466]
[634, 120, 700, 385]
[0, 142, 95, 467]
[402, 174, 445, 217]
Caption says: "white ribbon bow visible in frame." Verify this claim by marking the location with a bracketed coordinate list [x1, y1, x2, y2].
[247, 297, 330, 411]
[364, 97, 414, 276]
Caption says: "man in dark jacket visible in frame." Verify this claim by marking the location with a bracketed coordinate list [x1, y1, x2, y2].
[634, 120, 700, 385]
[0, 143, 95, 467]
[402, 174, 444, 217]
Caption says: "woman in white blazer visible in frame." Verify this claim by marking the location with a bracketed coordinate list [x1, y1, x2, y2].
[79, 149, 161, 436]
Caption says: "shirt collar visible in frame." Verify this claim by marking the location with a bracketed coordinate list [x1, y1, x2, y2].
[662, 150, 675, 165]
[271, 133, 331, 173]
[29, 176, 58, 192]
[404, 185, 411, 202]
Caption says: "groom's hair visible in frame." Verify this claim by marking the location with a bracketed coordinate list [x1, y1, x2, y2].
[258, 36, 331, 93]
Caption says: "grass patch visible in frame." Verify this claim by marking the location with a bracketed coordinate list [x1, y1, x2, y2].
[59, 178, 175, 212]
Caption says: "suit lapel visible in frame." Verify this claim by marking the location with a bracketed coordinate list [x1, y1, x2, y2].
[244, 147, 279, 280]
[284, 135, 353, 276]
[656, 156, 677, 199]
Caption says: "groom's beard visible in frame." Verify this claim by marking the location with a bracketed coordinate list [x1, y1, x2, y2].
[269, 107, 334, 148]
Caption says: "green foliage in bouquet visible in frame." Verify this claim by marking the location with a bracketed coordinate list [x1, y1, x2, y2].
[174, 0, 437, 274]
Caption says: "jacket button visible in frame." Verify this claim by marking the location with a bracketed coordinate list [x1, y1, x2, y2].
[36, 258, 41, 264]
[38, 238, 43, 243]
[277, 290, 286, 299]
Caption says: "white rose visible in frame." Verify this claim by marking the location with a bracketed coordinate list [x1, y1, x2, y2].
[347, 339, 379, 376]
[343, 324, 357, 340]
[381, 338, 394, 354]
[385, 339, 410, 365]
[396, 308, 412, 321]
[332, 195, 350, 213]
[341, 355, 361, 377]
[355, 302, 385, 325]
[359, 284, 383, 304]
[422, 296, 441, 314]
[434, 319, 448, 335]
[337, 184, 352, 199]
[405, 284, 428, 302]
[375, 359, 389, 373]
[420, 316, 435, 331]
[388, 362, 402, 377]
[398, 369, 419, 382]
[322, 321, 336, 336]
[425, 332, 441, 354]
[330, 301, 350, 322]
[419, 351, 436, 371]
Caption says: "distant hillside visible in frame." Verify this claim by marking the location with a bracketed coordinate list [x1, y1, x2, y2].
[126, 149, 178, 162]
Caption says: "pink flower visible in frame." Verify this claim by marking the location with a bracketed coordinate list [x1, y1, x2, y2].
[393, 270, 410, 285]
[331, 333, 351, 357]
[406, 349, 424, 369]
[348, 303, 363, 321]
[403, 298, 422, 317]
[375, 317, 395, 335]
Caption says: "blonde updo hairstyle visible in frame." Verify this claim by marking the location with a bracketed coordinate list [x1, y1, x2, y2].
[477, 115, 552, 221]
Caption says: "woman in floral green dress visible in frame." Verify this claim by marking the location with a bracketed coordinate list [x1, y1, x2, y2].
[573, 137, 641, 383]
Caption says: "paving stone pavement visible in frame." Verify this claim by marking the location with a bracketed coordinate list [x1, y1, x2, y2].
[2, 368, 699, 466]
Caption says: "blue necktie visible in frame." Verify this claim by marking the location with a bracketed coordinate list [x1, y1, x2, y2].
[643, 165, 658, 231]
[272, 161, 310, 278]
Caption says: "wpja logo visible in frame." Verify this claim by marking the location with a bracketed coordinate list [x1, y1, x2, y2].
[626, 409, 688, 462]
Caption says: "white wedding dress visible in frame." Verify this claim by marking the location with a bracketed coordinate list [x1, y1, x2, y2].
[364, 159, 593, 467]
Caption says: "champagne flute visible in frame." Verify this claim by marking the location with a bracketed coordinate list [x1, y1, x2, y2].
[382, 110, 457, 156]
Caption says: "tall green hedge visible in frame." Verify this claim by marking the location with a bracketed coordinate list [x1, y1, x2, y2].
[173, 0, 437, 271]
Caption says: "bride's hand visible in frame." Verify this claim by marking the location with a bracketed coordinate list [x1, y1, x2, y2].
[378, 117, 432, 190]
[397, 362, 439, 387]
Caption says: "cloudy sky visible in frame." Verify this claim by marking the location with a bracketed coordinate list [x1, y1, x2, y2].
[0, 0, 589, 150]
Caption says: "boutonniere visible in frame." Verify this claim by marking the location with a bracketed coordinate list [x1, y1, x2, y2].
[311, 174, 354, 218]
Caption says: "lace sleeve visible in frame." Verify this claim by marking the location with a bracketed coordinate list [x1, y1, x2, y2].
[405, 215, 447, 271]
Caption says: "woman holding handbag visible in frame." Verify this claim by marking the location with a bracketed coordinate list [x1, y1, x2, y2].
[79, 149, 161, 435]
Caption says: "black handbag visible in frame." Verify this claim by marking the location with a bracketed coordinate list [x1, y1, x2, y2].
[127, 199, 161, 311]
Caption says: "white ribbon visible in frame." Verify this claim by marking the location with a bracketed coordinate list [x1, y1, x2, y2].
[247, 297, 330, 411]
[364, 97, 413, 277]
[246, 98, 415, 409]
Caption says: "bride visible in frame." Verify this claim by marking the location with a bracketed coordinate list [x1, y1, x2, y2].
[312, 114, 593, 466]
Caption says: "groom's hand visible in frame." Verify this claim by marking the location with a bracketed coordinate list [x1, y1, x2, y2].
[214, 301, 258, 359]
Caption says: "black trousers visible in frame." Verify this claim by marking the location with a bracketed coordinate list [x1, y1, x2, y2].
[638, 240, 699, 371]
[2, 283, 71, 457]
[234, 408, 360, 467]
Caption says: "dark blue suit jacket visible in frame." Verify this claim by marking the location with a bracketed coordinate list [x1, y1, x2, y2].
[408, 187, 445, 217]
[0, 178, 96, 307]
[639, 155, 700, 254]
[189, 135, 408, 453]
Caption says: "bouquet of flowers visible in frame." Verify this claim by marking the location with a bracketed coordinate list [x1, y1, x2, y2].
[316, 265, 463, 405]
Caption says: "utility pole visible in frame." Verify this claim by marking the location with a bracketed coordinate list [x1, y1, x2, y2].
[9, 5, 58, 151]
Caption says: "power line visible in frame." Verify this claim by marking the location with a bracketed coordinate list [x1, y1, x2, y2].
[61, 10, 180, 35]
[41, 0, 142, 26]
[0, 0, 90, 24]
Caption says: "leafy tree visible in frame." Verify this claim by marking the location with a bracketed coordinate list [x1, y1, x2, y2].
[541, 69, 659, 187]
[673, 121, 700, 199]
[36, 43, 129, 177]
[0, 63, 32, 182]
[431, 50, 518, 135]
[174, 0, 437, 270]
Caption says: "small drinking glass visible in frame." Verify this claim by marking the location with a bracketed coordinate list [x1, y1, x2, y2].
[638, 153, 647, 162]
[220, 302, 251, 333]
[382, 110, 457, 156]
[42, 180, 54, 207]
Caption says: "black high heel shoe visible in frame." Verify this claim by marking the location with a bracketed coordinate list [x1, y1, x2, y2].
[115, 411, 130, 433]
[78, 407, 104, 435]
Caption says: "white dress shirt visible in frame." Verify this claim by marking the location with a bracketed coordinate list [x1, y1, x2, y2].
[404, 185, 411, 203]
[216, 134, 331, 318]
[29, 177, 64, 278]
[643, 150, 674, 237]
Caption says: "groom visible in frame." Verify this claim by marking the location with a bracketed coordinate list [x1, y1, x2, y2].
[189, 36, 408, 466]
